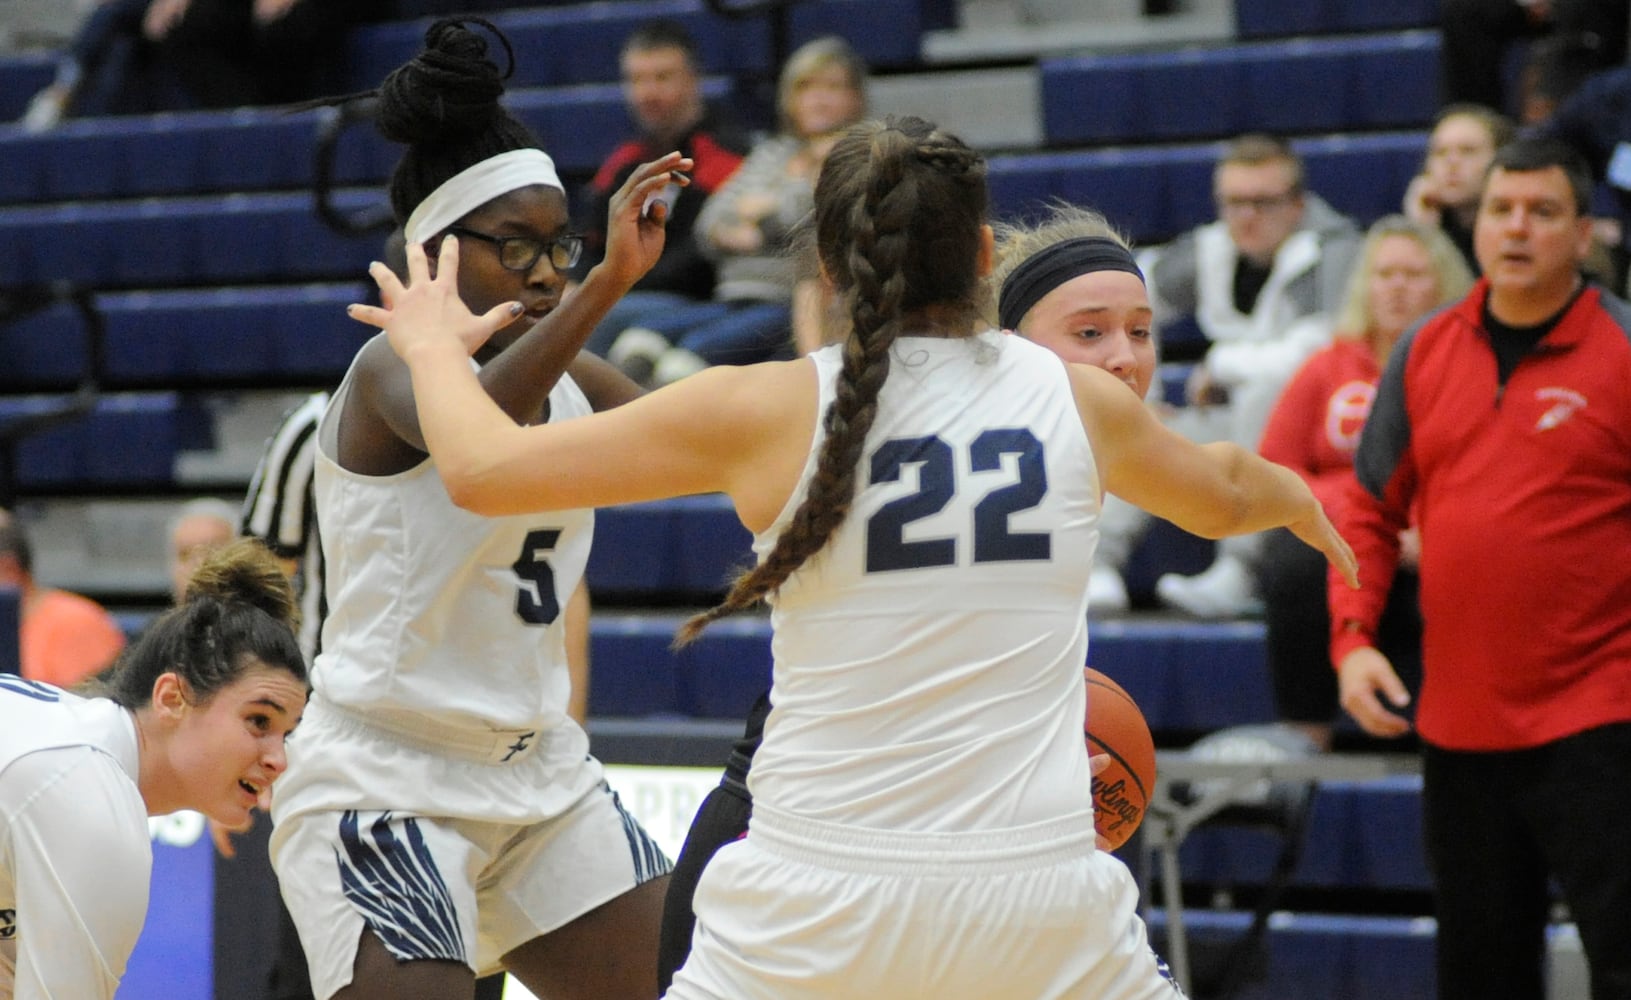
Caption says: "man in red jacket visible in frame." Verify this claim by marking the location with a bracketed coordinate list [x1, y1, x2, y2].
[577, 19, 748, 358]
[1330, 138, 1631, 999]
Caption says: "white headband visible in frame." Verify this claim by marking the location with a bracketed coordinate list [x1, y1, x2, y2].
[404, 148, 565, 245]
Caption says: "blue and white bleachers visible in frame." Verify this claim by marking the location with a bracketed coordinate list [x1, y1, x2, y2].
[1040, 31, 1440, 146]
[1178, 776, 1429, 892]
[345, 0, 951, 94]
[0, 393, 211, 490]
[0, 52, 54, 124]
[0, 78, 747, 205]
[0, 190, 382, 287]
[583, 607, 1274, 728]
[0, 284, 369, 390]
[989, 131, 1428, 244]
[1234, 0, 1439, 40]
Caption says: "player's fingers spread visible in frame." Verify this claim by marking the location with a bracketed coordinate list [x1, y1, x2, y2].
[368, 260, 402, 297]
[486, 301, 525, 327]
[438, 234, 460, 283]
[404, 239, 430, 284]
[347, 304, 388, 329]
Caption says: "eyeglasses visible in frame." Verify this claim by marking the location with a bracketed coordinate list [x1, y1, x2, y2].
[1216, 191, 1299, 215]
[443, 226, 584, 272]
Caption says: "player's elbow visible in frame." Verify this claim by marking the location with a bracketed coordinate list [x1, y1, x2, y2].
[439, 459, 512, 517]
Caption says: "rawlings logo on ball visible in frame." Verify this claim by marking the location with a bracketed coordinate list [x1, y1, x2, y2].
[1085, 667, 1157, 851]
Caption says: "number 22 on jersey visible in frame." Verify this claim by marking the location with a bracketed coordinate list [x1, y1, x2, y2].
[866, 428, 1051, 573]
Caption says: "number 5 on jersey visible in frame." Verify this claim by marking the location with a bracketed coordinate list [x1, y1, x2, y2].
[866, 429, 1051, 573]
[513, 528, 561, 625]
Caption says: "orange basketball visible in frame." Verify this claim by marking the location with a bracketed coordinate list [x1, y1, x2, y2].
[1085, 667, 1157, 851]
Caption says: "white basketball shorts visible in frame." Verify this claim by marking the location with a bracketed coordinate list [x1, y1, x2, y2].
[664, 804, 1183, 1000]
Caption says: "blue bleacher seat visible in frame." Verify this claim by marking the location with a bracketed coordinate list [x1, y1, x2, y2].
[586, 611, 1274, 730]
[0, 392, 210, 491]
[587, 494, 752, 598]
[1040, 32, 1439, 148]
[1179, 776, 1429, 891]
[132, 283, 362, 382]
[987, 145, 1217, 245]
[1235, 0, 1439, 40]
[988, 131, 1428, 245]
[0, 191, 386, 288]
[589, 612, 769, 719]
[1144, 910, 1438, 1000]
[346, 0, 775, 92]
[1345, 32, 1441, 129]
[348, 0, 936, 96]
[0, 54, 56, 125]
[1297, 132, 1426, 224]
[97, 285, 371, 386]
[0, 75, 737, 205]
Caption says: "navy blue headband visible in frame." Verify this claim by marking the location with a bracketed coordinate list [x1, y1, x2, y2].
[997, 236, 1145, 331]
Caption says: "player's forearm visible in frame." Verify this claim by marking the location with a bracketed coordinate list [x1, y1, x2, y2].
[477, 262, 639, 417]
[403, 338, 526, 504]
[1194, 442, 1321, 538]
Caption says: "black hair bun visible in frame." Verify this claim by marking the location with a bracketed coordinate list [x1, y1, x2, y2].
[375, 18, 515, 147]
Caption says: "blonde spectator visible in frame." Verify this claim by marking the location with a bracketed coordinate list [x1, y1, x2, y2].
[610, 36, 870, 383]
[1256, 216, 1474, 750]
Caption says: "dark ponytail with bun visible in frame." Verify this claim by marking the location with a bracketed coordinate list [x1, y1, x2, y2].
[107, 539, 306, 709]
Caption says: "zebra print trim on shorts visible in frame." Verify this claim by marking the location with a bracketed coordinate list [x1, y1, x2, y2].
[335, 810, 466, 964]
[604, 782, 674, 884]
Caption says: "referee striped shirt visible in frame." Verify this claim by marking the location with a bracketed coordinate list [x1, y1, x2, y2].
[240, 391, 329, 663]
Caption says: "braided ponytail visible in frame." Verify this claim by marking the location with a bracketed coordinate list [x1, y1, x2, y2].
[677, 117, 988, 645]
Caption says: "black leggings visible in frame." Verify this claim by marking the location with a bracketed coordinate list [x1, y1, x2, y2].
[1257, 526, 1422, 728]
[657, 692, 771, 990]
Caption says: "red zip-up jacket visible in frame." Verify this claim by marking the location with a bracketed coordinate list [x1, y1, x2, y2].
[1329, 279, 1631, 750]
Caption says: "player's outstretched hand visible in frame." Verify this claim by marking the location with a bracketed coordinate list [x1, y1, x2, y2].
[1290, 503, 1358, 590]
[351, 236, 523, 360]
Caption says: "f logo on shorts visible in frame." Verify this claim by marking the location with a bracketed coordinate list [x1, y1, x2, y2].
[502, 732, 535, 762]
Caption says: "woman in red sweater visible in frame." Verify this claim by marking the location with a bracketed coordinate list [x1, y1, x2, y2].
[1255, 216, 1473, 749]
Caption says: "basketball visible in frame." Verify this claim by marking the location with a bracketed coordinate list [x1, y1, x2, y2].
[1085, 667, 1157, 851]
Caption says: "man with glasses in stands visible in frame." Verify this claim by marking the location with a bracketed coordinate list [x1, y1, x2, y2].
[1138, 133, 1361, 618]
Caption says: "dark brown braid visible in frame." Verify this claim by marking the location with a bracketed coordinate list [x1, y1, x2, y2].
[676, 116, 988, 645]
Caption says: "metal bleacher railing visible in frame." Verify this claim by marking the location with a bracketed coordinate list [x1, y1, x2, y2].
[0, 282, 105, 507]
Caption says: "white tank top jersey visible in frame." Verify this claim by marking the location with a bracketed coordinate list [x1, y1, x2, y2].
[750, 331, 1102, 832]
[0, 678, 150, 998]
[311, 361, 595, 737]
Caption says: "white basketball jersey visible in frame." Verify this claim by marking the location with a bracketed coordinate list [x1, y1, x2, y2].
[0, 678, 139, 787]
[750, 331, 1101, 832]
[1, 678, 149, 996]
[311, 365, 595, 736]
